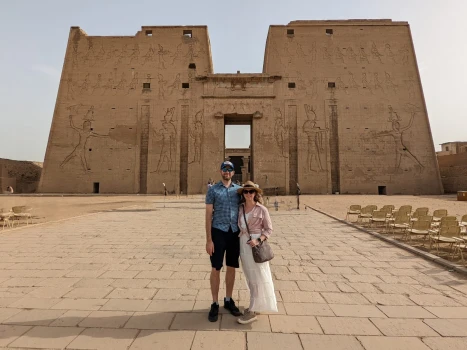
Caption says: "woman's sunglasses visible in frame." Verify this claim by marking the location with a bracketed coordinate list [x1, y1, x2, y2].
[243, 190, 256, 194]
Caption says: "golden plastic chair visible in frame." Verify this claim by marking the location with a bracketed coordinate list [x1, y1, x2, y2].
[0, 209, 13, 230]
[387, 214, 410, 237]
[430, 225, 461, 256]
[431, 216, 456, 228]
[404, 220, 431, 242]
[392, 205, 412, 217]
[411, 207, 429, 221]
[369, 210, 387, 228]
[12, 206, 32, 226]
[345, 205, 361, 221]
[432, 209, 448, 222]
[357, 206, 377, 225]
[461, 214, 467, 226]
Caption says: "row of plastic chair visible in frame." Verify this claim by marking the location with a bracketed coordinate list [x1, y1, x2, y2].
[346, 204, 467, 264]
[346, 205, 463, 225]
[0, 206, 33, 229]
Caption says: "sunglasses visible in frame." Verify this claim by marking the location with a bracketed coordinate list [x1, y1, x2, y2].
[243, 189, 256, 194]
[221, 168, 234, 172]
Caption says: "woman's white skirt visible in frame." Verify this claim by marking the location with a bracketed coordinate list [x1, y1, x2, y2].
[240, 233, 278, 313]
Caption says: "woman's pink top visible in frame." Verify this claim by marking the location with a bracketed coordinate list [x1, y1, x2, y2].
[238, 203, 273, 238]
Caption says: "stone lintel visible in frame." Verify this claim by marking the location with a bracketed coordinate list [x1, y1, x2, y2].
[196, 74, 281, 84]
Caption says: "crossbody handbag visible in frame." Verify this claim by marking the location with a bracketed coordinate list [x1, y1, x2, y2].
[242, 205, 274, 263]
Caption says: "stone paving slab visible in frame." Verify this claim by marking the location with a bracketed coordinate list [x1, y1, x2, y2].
[0, 200, 466, 349]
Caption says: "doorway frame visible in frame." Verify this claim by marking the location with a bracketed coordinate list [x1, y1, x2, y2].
[224, 113, 254, 182]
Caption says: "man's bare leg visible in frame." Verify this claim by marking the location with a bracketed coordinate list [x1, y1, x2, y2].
[210, 268, 220, 302]
[225, 266, 235, 298]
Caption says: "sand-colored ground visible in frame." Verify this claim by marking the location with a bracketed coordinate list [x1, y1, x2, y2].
[1, 198, 467, 349]
[0, 195, 169, 225]
[1, 194, 466, 228]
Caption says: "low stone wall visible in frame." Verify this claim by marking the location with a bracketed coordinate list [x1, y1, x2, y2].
[437, 153, 467, 193]
[0, 159, 43, 193]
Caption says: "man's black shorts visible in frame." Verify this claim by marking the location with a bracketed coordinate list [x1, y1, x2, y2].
[210, 227, 240, 270]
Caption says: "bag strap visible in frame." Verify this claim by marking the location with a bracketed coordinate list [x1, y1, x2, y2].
[242, 204, 253, 241]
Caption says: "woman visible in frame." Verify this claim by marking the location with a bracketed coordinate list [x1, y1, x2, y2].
[237, 181, 277, 324]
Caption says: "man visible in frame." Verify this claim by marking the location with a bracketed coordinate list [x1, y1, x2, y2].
[205, 161, 242, 322]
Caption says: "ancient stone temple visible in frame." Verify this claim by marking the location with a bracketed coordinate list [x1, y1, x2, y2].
[39, 20, 443, 195]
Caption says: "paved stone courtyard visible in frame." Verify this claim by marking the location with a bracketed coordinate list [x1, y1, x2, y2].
[0, 199, 467, 349]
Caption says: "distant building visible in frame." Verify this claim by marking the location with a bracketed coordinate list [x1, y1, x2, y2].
[437, 142, 467, 157]
[0, 159, 42, 193]
[437, 141, 467, 193]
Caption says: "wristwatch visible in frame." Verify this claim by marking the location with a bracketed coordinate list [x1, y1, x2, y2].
[257, 238, 262, 244]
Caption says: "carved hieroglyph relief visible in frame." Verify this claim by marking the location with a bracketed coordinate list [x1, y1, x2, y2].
[274, 108, 288, 158]
[373, 73, 385, 94]
[311, 43, 411, 66]
[189, 110, 203, 164]
[347, 72, 360, 93]
[167, 73, 182, 96]
[114, 73, 127, 94]
[361, 73, 373, 94]
[185, 37, 205, 61]
[129, 43, 140, 64]
[371, 42, 383, 63]
[91, 74, 103, 94]
[79, 73, 91, 95]
[346, 46, 358, 63]
[335, 47, 345, 63]
[157, 44, 170, 70]
[158, 74, 168, 99]
[127, 73, 138, 94]
[60, 106, 109, 173]
[404, 73, 418, 98]
[66, 74, 75, 100]
[207, 99, 271, 117]
[102, 74, 115, 95]
[323, 47, 333, 63]
[384, 44, 397, 63]
[142, 45, 156, 65]
[152, 107, 177, 173]
[374, 104, 424, 172]
[303, 104, 328, 172]
[70, 33, 209, 70]
[171, 43, 183, 65]
[359, 47, 370, 64]
[399, 44, 410, 65]
[384, 72, 398, 94]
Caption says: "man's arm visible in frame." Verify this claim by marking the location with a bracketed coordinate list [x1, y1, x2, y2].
[205, 204, 214, 255]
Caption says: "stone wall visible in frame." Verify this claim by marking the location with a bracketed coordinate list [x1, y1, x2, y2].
[438, 153, 467, 193]
[263, 20, 442, 195]
[39, 20, 443, 195]
[0, 159, 42, 193]
[39, 26, 213, 194]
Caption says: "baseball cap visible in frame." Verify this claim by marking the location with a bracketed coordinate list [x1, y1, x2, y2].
[220, 161, 234, 171]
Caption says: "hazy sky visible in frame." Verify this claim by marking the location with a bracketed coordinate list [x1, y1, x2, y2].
[0, 0, 465, 161]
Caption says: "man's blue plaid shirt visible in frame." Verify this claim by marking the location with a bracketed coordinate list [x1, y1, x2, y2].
[205, 181, 241, 232]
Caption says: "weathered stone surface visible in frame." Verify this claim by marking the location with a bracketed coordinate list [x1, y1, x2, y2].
[39, 20, 442, 196]
[1, 200, 467, 349]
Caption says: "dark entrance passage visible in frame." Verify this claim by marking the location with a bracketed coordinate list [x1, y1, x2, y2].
[224, 114, 252, 184]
